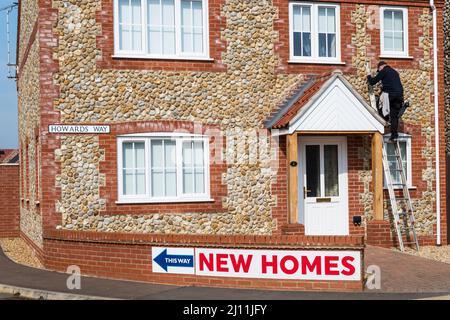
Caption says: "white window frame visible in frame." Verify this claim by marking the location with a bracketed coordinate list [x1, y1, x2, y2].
[289, 2, 341, 64]
[113, 0, 211, 60]
[380, 6, 409, 58]
[117, 133, 212, 203]
[383, 133, 413, 189]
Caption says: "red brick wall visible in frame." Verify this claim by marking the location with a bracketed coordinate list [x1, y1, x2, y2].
[43, 229, 364, 292]
[0, 165, 20, 238]
[347, 136, 368, 237]
[436, 5, 448, 245]
[367, 220, 392, 248]
[272, 135, 288, 234]
[38, 0, 61, 230]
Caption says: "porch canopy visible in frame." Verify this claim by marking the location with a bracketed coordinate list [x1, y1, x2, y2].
[265, 70, 386, 225]
[265, 70, 386, 134]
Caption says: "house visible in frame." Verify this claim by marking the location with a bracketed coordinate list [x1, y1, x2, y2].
[14, 0, 447, 291]
[0, 149, 20, 238]
[0, 149, 19, 164]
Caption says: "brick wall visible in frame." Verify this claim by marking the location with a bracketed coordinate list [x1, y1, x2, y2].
[347, 136, 369, 237]
[437, 5, 448, 245]
[366, 220, 393, 248]
[0, 165, 20, 238]
[43, 229, 364, 292]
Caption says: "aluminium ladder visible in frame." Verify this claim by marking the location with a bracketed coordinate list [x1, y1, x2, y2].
[381, 141, 419, 252]
[365, 62, 419, 252]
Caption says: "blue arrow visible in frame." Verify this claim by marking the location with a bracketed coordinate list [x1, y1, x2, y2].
[153, 249, 194, 272]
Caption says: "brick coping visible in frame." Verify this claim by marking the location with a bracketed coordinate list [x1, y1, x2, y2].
[43, 229, 364, 250]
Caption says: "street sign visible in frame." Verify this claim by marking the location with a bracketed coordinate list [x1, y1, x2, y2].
[48, 125, 110, 134]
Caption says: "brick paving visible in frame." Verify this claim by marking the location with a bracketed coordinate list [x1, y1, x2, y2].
[365, 245, 450, 293]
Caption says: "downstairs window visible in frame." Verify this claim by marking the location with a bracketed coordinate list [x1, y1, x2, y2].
[117, 134, 211, 203]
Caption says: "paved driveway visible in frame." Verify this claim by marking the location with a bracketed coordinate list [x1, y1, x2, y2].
[364, 245, 450, 293]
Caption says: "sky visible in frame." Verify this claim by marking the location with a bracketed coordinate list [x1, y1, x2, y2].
[0, 1, 18, 149]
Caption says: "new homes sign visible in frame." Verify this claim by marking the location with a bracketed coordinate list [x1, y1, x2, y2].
[49, 125, 110, 134]
[152, 247, 361, 281]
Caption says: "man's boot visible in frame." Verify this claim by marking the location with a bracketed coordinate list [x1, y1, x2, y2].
[398, 100, 410, 118]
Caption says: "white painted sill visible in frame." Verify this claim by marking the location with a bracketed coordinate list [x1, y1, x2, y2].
[116, 198, 215, 204]
[288, 60, 346, 65]
[112, 54, 214, 62]
[379, 55, 414, 60]
[383, 186, 417, 190]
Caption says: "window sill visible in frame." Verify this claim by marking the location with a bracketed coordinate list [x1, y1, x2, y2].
[383, 186, 417, 190]
[112, 54, 214, 62]
[379, 55, 414, 60]
[288, 60, 346, 65]
[115, 198, 215, 205]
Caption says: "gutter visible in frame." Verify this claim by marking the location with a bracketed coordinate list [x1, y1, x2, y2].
[430, 0, 441, 246]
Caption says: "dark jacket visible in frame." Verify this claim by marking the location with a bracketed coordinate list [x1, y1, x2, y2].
[367, 65, 404, 97]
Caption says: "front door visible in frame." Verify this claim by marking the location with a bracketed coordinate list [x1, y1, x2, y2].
[298, 137, 348, 235]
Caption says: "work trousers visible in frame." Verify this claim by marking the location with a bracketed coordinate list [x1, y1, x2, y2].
[389, 95, 403, 139]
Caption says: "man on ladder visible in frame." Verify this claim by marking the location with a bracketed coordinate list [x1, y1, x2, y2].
[367, 61, 407, 141]
[366, 61, 419, 252]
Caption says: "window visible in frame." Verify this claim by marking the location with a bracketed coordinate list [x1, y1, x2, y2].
[114, 0, 209, 59]
[117, 134, 211, 203]
[380, 7, 409, 57]
[289, 2, 341, 63]
[383, 134, 412, 188]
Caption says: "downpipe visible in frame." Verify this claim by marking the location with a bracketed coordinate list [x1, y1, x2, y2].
[430, 0, 441, 246]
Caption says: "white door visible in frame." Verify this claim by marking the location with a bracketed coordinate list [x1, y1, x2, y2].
[298, 137, 348, 235]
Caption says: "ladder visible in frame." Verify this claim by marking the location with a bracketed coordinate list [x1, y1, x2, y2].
[382, 141, 420, 251]
[366, 62, 419, 252]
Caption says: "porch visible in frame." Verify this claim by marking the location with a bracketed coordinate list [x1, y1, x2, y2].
[266, 70, 387, 237]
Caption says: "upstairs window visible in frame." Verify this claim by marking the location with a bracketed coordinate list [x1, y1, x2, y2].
[380, 7, 409, 57]
[289, 2, 341, 63]
[114, 0, 209, 59]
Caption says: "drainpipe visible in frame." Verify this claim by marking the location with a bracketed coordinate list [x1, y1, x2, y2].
[430, 0, 441, 246]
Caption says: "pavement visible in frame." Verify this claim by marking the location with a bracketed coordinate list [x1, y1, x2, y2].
[0, 293, 29, 300]
[0, 244, 449, 300]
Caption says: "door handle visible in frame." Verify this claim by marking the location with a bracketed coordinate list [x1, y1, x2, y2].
[303, 186, 311, 199]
